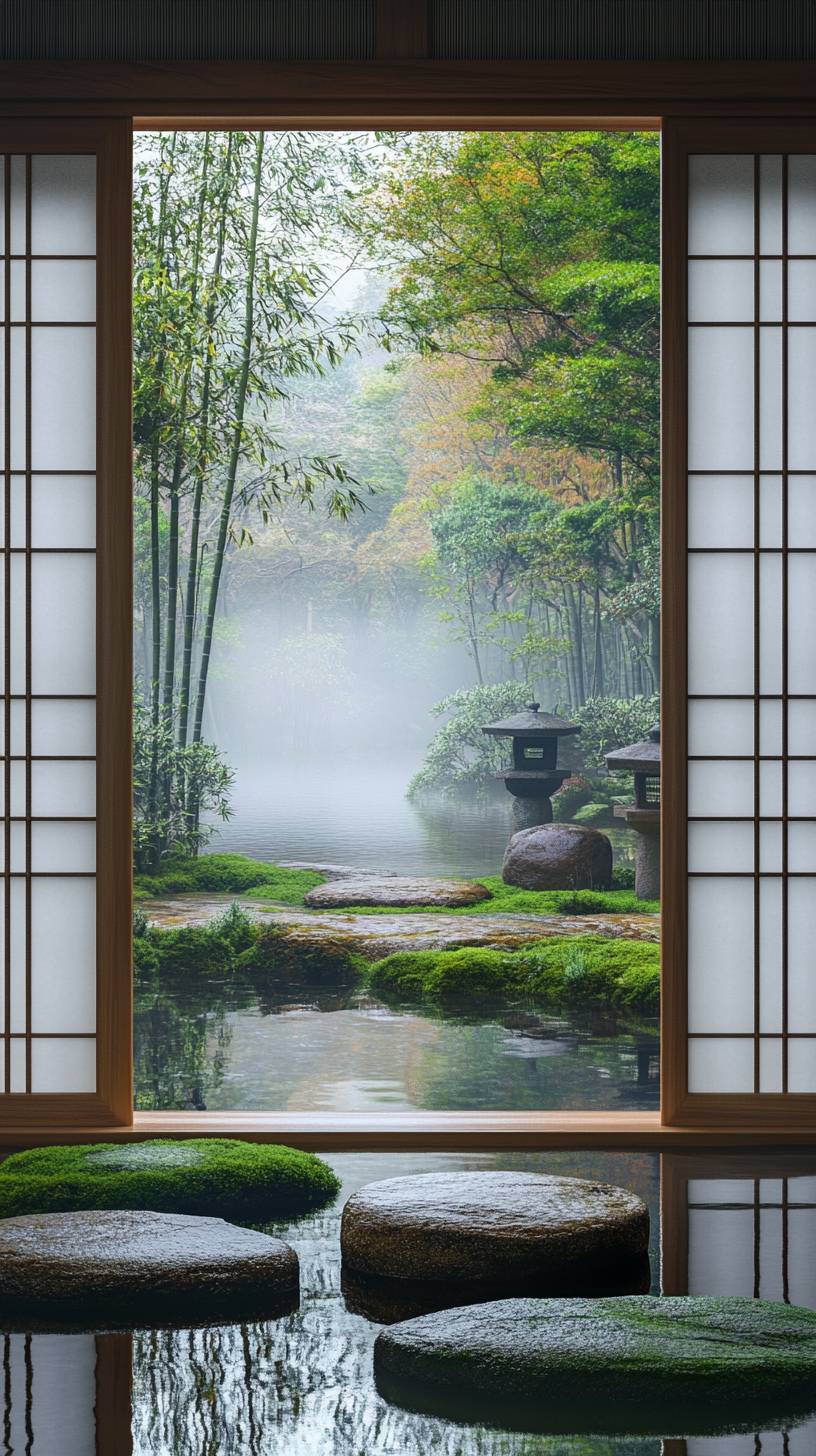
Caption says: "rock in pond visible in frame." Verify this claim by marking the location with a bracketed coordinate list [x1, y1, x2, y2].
[374, 1296, 816, 1437]
[341, 1171, 648, 1285]
[502, 822, 612, 891]
[303, 875, 492, 909]
[0, 1210, 299, 1328]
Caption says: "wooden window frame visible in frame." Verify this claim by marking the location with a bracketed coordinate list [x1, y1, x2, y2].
[2, 51, 816, 1146]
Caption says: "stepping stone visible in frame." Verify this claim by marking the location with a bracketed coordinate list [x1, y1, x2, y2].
[375, 1296, 816, 1437]
[0, 1210, 299, 1328]
[341, 1172, 649, 1285]
[304, 876, 492, 909]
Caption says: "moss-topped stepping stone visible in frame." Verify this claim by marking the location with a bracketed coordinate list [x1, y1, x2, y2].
[341, 1172, 648, 1285]
[0, 1210, 299, 1328]
[0, 1139, 339, 1220]
[374, 1296, 816, 1437]
[303, 876, 492, 908]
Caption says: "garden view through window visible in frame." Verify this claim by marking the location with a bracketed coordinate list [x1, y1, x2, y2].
[132, 129, 661, 1113]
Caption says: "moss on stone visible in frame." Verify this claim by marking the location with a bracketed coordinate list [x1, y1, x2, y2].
[375, 1295, 816, 1437]
[366, 936, 660, 1013]
[0, 1139, 340, 1220]
[237, 927, 366, 984]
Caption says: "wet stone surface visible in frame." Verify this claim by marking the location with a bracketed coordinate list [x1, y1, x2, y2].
[0, 1210, 299, 1326]
[340, 1171, 649, 1284]
[303, 876, 493, 908]
[374, 1295, 816, 1437]
[143, 895, 660, 954]
[502, 823, 613, 891]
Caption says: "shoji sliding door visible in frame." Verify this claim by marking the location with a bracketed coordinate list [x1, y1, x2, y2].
[0, 122, 131, 1127]
[663, 122, 816, 1126]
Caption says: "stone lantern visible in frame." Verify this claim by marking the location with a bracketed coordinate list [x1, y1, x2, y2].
[605, 724, 661, 900]
[482, 702, 579, 828]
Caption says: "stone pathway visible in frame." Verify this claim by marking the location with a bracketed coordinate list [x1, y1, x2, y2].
[142, 893, 659, 956]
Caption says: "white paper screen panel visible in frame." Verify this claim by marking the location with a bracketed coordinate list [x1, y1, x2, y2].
[688, 153, 816, 1095]
[0, 155, 97, 1095]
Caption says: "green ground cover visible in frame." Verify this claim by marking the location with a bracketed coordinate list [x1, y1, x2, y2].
[136, 854, 658, 917]
[365, 937, 660, 1014]
[134, 854, 323, 902]
[0, 1138, 340, 1220]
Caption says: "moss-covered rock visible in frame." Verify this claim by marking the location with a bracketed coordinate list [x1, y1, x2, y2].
[0, 1139, 340, 1221]
[366, 936, 660, 1013]
[375, 1296, 816, 1437]
[237, 927, 366, 984]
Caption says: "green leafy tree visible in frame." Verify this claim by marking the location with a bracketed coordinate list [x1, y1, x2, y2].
[408, 681, 535, 797]
[133, 703, 234, 873]
[133, 130, 372, 837]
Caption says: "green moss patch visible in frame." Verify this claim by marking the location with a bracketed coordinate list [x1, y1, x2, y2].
[375, 1295, 816, 1437]
[134, 854, 324, 903]
[0, 1139, 340, 1221]
[366, 936, 660, 1013]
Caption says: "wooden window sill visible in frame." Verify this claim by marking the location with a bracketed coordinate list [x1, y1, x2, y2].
[0, 1111, 814, 1148]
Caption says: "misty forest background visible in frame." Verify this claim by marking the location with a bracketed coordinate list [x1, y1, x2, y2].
[132, 130, 660, 873]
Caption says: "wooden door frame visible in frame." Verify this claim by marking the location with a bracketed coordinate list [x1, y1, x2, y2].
[1, 56, 815, 1145]
[663, 117, 816, 1128]
[0, 118, 131, 1132]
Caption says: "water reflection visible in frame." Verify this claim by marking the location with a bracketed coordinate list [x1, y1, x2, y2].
[136, 973, 659, 1113]
[6, 1153, 816, 1454]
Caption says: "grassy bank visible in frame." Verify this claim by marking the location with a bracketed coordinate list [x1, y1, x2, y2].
[365, 937, 660, 1015]
[135, 855, 659, 918]
[135, 905, 659, 1016]
[134, 853, 323, 903]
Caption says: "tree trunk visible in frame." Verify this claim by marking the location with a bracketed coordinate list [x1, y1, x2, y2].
[565, 582, 585, 705]
[192, 132, 265, 750]
[591, 581, 604, 697]
[178, 135, 232, 750]
[162, 135, 211, 725]
[146, 132, 178, 866]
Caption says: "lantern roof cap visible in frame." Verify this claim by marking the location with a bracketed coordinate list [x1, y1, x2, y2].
[605, 723, 661, 773]
[482, 702, 579, 739]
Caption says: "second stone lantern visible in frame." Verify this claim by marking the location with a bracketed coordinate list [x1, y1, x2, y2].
[605, 724, 661, 900]
[482, 702, 579, 828]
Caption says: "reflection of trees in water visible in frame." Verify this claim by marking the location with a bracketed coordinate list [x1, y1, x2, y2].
[402, 1012, 659, 1114]
[131, 1309, 651, 1456]
[134, 991, 237, 1111]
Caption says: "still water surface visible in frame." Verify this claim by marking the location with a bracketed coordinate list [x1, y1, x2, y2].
[207, 762, 635, 878]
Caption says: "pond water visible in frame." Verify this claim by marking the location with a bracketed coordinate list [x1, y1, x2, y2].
[7, 1150, 816, 1454]
[135, 974, 659, 1112]
[206, 759, 635, 878]
[140, 758, 652, 1113]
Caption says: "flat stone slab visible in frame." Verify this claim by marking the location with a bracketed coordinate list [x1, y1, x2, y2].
[341, 1171, 649, 1284]
[375, 1296, 816, 1437]
[303, 876, 493, 909]
[143, 896, 660, 956]
[0, 1210, 299, 1327]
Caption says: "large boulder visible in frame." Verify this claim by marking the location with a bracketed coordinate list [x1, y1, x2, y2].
[341, 1171, 648, 1285]
[304, 876, 492, 909]
[502, 823, 612, 890]
[374, 1295, 816, 1437]
[0, 1210, 299, 1327]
